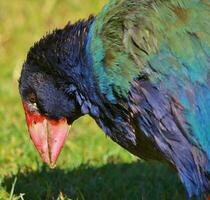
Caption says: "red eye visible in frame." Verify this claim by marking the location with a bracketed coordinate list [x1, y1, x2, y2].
[28, 93, 37, 104]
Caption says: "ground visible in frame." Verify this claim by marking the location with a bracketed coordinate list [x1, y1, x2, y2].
[0, 1, 188, 199]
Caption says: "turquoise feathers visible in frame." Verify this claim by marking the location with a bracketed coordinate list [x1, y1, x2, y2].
[90, 0, 210, 163]
[90, 0, 210, 99]
[88, 0, 210, 197]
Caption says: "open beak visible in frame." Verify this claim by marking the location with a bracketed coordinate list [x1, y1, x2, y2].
[23, 104, 70, 168]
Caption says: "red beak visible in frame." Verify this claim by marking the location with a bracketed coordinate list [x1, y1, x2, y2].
[23, 103, 70, 168]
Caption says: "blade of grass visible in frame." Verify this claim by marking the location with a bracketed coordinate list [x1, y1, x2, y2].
[9, 177, 17, 200]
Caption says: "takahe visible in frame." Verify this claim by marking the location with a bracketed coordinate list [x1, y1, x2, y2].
[19, 0, 210, 199]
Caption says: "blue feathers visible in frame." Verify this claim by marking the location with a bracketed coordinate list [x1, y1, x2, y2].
[87, 0, 210, 197]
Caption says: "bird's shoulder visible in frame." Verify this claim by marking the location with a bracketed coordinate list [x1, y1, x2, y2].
[90, 0, 210, 102]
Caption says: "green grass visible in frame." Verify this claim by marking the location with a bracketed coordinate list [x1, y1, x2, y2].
[0, 1, 188, 199]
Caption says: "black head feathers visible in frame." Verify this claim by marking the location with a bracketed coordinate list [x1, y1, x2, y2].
[26, 15, 95, 77]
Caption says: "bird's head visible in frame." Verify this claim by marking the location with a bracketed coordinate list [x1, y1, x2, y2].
[19, 17, 95, 167]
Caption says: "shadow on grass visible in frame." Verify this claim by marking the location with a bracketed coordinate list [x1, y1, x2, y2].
[3, 161, 188, 200]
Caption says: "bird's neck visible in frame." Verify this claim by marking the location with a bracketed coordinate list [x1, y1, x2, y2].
[56, 18, 135, 150]
[65, 18, 138, 149]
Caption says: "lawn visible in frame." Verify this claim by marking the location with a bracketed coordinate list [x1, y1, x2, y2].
[0, 1, 188, 199]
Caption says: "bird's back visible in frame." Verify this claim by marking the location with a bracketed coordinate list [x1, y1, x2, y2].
[89, 0, 210, 197]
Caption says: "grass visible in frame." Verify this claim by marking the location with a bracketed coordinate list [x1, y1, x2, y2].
[0, 1, 189, 199]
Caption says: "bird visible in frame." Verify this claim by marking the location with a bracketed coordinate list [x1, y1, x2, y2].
[19, 0, 210, 199]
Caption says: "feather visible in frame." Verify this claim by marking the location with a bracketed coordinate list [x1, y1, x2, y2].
[88, 0, 210, 197]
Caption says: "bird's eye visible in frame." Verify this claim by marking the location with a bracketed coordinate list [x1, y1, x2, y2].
[28, 93, 37, 104]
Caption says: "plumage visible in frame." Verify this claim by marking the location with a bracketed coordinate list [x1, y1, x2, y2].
[19, 0, 210, 199]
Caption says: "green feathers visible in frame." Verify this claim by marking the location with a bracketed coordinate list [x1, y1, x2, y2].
[90, 0, 210, 101]
[90, 0, 141, 101]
